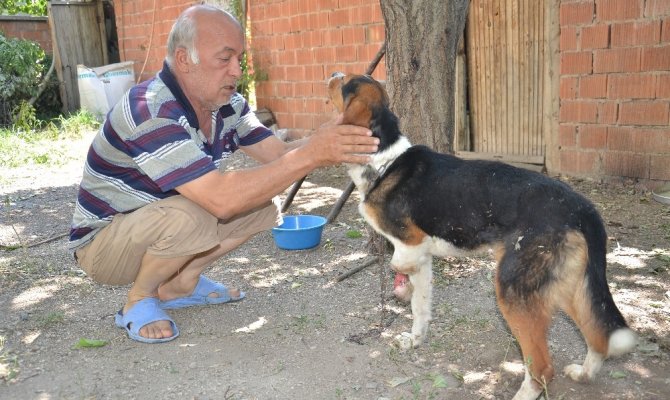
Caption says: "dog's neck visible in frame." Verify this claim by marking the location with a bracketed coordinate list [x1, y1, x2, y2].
[347, 134, 412, 197]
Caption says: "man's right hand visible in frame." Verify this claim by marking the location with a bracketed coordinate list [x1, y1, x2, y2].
[300, 114, 379, 167]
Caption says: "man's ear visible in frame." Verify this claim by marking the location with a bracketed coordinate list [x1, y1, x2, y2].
[174, 47, 192, 72]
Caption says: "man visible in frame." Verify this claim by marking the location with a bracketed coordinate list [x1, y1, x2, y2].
[69, 5, 378, 343]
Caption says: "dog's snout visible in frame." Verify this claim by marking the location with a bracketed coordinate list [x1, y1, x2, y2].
[330, 72, 345, 78]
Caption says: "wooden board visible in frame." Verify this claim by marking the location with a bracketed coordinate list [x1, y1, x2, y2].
[48, 0, 108, 112]
[465, 0, 549, 160]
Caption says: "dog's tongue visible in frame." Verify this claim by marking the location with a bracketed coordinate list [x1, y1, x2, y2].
[393, 273, 409, 288]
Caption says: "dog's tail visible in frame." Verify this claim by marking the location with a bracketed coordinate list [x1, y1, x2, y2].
[579, 207, 637, 357]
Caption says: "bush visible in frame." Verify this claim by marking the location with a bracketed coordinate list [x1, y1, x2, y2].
[0, 31, 51, 127]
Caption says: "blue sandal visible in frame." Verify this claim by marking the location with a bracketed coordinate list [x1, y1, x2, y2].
[115, 297, 180, 343]
[159, 275, 245, 310]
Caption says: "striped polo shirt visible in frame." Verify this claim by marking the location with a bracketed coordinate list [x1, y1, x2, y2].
[68, 62, 273, 251]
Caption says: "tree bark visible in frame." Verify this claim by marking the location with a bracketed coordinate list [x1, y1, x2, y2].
[381, 0, 470, 153]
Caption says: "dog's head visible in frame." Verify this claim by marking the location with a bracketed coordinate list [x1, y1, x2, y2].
[327, 73, 402, 152]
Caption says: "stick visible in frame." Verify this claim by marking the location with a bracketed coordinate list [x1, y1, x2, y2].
[335, 257, 380, 282]
[0, 232, 68, 251]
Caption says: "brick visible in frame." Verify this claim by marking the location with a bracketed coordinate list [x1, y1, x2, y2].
[580, 74, 608, 98]
[619, 101, 670, 125]
[561, 52, 593, 74]
[336, 45, 359, 62]
[645, 0, 670, 17]
[560, 2, 595, 25]
[559, 124, 578, 147]
[561, 26, 579, 50]
[658, 74, 670, 97]
[560, 100, 599, 123]
[607, 126, 635, 150]
[342, 26, 366, 44]
[593, 48, 641, 72]
[559, 150, 599, 175]
[611, 21, 661, 47]
[581, 24, 610, 49]
[596, 0, 643, 21]
[367, 24, 385, 43]
[663, 18, 670, 42]
[598, 101, 619, 123]
[641, 45, 670, 70]
[603, 152, 649, 179]
[579, 125, 608, 148]
[561, 77, 579, 98]
[609, 74, 658, 98]
[607, 126, 670, 152]
[650, 154, 670, 180]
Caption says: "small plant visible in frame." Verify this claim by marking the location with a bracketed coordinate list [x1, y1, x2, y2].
[37, 311, 65, 328]
[0, 335, 20, 383]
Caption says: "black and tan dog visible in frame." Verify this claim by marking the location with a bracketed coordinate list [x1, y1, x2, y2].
[327, 73, 636, 400]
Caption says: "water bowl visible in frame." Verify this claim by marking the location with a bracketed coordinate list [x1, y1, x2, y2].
[271, 215, 327, 250]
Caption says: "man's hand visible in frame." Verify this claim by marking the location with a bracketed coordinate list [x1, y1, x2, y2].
[301, 115, 378, 167]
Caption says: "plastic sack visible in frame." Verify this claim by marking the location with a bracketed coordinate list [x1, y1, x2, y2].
[77, 61, 135, 119]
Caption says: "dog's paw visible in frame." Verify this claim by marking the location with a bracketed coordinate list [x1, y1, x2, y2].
[563, 364, 589, 382]
[393, 332, 422, 350]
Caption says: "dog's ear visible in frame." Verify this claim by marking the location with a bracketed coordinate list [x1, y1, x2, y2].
[342, 96, 373, 128]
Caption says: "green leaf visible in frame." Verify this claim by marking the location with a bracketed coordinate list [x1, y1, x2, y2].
[432, 373, 449, 388]
[609, 370, 627, 379]
[346, 230, 363, 239]
[387, 376, 411, 388]
[74, 338, 108, 349]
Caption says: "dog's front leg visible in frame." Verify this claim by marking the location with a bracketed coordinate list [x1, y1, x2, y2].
[394, 257, 433, 349]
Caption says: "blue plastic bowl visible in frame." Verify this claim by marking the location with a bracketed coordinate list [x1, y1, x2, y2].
[271, 215, 327, 250]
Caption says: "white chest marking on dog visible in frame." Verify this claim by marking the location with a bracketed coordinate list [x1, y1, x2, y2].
[347, 136, 412, 198]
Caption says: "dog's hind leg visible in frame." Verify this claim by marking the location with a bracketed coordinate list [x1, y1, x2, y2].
[494, 242, 555, 400]
[556, 232, 637, 382]
[394, 256, 433, 349]
[497, 293, 554, 400]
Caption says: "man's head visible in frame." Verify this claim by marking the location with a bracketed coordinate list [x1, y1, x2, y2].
[167, 5, 245, 111]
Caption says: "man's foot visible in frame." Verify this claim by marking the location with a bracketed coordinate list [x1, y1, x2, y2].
[122, 303, 174, 339]
[115, 298, 179, 343]
[158, 275, 245, 310]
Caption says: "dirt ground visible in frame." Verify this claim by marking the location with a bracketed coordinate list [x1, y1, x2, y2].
[1, 132, 669, 400]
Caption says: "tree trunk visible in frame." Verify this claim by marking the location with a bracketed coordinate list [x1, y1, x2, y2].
[381, 0, 469, 153]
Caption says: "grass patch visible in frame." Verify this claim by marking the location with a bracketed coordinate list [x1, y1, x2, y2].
[0, 110, 99, 168]
[36, 311, 65, 328]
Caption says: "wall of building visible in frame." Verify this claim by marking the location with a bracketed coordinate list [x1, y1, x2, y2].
[110, 0, 668, 184]
[0, 15, 52, 53]
[559, 0, 670, 184]
[111, 0, 198, 83]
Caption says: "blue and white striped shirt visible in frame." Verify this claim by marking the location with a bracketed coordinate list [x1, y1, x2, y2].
[69, 62, 272, 251]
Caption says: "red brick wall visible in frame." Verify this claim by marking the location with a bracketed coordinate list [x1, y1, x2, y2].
[248, 0, 386, 137]
[111, 0, 668, 183]
[111, 0, 197, 83]
[559, 0, 670, 184]
[0, 16, 52, 53]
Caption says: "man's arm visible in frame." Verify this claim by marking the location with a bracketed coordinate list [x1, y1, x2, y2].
[176, 121, 377, 220]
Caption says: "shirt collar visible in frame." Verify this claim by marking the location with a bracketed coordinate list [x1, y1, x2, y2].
[159, 60, 200, 130]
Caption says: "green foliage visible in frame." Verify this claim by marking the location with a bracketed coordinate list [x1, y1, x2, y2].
[0, 109, 99, 168]
[0, 31, 57, 126]
[229, 0, 267, 100]
[0, 0, 47, 16]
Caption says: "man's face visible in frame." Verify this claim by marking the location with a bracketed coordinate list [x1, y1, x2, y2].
[183, 14, 244, 111]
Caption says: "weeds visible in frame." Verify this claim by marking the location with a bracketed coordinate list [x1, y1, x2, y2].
[0, 336, 19, 383]
[0, 109, 99, 168]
